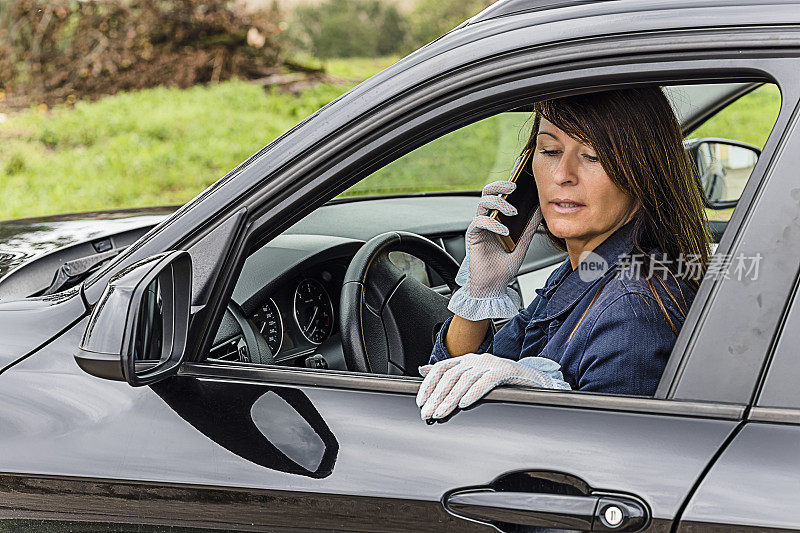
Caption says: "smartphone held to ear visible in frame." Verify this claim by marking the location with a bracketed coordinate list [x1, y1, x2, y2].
[489, 148, 541, 253]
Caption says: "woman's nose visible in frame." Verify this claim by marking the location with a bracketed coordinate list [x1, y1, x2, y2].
[552, 152, 579, 185]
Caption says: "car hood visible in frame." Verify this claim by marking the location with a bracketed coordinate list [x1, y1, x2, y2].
[0, 207, 176, 297]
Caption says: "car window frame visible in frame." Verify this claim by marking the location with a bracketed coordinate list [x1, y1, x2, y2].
[162, 33, 800, 417]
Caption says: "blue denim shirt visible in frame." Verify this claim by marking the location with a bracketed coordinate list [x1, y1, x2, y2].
[430, 220, 696, 396]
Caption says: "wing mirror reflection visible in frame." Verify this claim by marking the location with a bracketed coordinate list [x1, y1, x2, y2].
[684, 138, 760, 209]
[74, 251, 192, 386]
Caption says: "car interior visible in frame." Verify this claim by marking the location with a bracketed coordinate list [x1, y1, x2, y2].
[203, 80, 780, 387]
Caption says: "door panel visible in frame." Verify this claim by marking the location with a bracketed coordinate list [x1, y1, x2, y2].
[0, 320, 735, 532]
[676, 422, 800, 532]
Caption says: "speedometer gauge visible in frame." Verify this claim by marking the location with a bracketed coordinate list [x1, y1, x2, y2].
[294, 278, 334, 345]
[251, 298, 283, 355]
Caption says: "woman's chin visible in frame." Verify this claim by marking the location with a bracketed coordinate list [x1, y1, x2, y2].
[545, 219, 585, 240]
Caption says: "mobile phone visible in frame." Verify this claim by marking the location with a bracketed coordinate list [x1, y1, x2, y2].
[489, 148, 540, 253]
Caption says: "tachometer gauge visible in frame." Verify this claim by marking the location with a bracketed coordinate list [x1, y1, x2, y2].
[293, 278, 334, 345]
[251, 298, 283, 355]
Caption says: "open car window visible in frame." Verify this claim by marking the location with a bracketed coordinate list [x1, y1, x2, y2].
[344, 83, 780, 217]
[205, 81, 781, 399]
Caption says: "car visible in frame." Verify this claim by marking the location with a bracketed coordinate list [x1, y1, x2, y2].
[1, 0, 799, 531]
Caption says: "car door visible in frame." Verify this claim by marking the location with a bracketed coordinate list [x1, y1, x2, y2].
[0, 314, 742, 532]
[675, 276, 800, 532]
[172, 43, 800, 532]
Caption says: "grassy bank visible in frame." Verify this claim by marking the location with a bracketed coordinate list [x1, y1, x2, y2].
[0, 63, 781, 220]
[0, 56, 399, 219]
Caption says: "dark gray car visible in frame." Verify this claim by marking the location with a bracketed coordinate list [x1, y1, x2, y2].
[1, 0, 799, 531]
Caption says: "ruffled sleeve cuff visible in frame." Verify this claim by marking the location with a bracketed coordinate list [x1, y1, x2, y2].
[446, 285, 521, 321]
[517, 356, 572, 390]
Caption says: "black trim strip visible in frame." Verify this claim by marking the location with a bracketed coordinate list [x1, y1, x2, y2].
[180, 362, 744, 420]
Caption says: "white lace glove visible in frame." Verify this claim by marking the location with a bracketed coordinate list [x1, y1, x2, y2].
[416, 353, 571, 420]
[449, 179, 543, 321]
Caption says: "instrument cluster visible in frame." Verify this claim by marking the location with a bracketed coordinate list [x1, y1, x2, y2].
[249, 259, 346, 363]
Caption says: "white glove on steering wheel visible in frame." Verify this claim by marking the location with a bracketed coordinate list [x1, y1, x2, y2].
[448, 178, 543, 321]
[416, 353, 571, 420]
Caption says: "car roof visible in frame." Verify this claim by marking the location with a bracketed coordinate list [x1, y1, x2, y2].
[461, 0, 800, 28]
[463, 0, 612, 27]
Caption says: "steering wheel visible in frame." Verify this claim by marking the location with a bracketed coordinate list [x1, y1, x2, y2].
[339, 231, 462, 375]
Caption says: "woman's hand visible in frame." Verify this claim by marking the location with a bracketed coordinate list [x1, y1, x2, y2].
[416, 353, 570, 420]
[448, 179, 543, 321]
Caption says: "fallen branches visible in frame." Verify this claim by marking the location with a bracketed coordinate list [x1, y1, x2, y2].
[0, 0, 299, 110]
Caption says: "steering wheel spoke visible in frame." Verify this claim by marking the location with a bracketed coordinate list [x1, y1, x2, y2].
[362, 252, 405, 311]
[381, 274, 453, 374]
[340, 232, 460, 375]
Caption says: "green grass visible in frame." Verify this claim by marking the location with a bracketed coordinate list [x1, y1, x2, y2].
[342, 112, 534, 197]
[0, 55, 401, 220]
[0, 63, 782, 221]
[689, 83, 781, 149]
[688, 83, 781, 221]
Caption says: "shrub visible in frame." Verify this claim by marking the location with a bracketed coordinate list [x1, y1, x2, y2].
[284, 0, 496, 59]
[288, 0, 409, 58]
[406, 0, 495, 49]
[3, 152, 26, 176]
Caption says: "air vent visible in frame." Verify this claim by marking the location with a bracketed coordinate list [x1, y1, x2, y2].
[207, 337, 241, 362]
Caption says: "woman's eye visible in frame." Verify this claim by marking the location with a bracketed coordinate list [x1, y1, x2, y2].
[583, 154, 599, 163]
[539, 149, 560, 157]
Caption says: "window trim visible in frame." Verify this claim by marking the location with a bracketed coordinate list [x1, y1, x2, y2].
[184, 36, 800, 413]
[748, 407, 800, 424]
[181, 361, 745, 420]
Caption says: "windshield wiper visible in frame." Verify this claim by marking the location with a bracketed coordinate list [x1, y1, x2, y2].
[42, 247, 127, 296]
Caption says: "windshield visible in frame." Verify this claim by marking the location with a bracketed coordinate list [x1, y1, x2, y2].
[338, 112, 533, 198]
[337, 82, 779, 200]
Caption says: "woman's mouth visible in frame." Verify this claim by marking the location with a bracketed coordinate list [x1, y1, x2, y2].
[550, 200, 585, 213]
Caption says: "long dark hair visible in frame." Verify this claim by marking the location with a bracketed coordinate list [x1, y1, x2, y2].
[521, 87, 711, 335]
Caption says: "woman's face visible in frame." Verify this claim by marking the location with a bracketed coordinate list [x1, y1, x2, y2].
[532, 117, 638, 251]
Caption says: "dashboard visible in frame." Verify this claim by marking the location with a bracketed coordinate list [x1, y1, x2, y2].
[208, 239, 453, 369]
[238, 256, 350, 366]
[253, 251, 432, 359]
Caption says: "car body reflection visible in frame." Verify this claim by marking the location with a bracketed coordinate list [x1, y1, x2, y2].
[152, 379, 338, 478]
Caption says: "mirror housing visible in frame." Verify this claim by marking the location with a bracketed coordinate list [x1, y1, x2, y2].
[684, 137, 760, 209]
[75, 251, 192, 386]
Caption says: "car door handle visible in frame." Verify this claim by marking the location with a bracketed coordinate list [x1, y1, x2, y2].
[444, 489, 648, 532]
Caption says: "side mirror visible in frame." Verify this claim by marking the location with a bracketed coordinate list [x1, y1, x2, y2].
[75, 251, 192, 386]
[684, 138, 760, 209]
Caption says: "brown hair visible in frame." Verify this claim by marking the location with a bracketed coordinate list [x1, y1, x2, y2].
[521, 87, 712, 336]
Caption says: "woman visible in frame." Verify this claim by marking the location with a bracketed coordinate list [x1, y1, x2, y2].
[417, 87, 711, 420]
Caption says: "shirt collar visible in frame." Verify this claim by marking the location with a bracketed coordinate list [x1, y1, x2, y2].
[534, 219, 638, 322]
